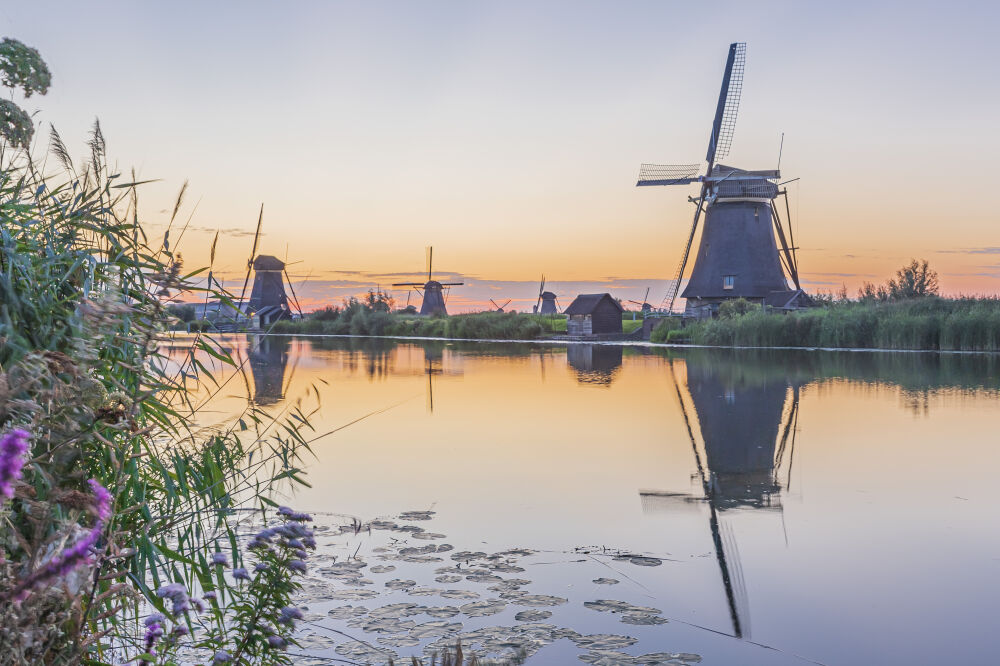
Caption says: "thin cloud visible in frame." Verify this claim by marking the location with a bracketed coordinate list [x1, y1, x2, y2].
[937, 247, 1000, 255]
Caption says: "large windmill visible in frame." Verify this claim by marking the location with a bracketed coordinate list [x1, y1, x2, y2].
[533, 275, 559, 314]
[392, 246, 463, 316]
[638, 43, 801, 316]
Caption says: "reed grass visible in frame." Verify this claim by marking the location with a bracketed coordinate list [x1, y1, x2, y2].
[1, 119, 317, 663]
[652, 298, 1000, 351]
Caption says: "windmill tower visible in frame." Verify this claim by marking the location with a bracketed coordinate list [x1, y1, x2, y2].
[236, 206, 304, 327]
[533, 276, 559, 314]
[246, 255, 303, 325]
[638, 43, 801, 316]
[393, 247, 463, 316]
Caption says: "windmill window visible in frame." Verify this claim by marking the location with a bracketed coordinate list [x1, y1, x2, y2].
[723, 275, 735, 290]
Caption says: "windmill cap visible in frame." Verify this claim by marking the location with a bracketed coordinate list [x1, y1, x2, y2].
[253, 255, 285, 270]
[541, 291, 557, 299]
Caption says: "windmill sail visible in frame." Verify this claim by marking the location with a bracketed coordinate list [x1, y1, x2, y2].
[706, 42, 746, 167]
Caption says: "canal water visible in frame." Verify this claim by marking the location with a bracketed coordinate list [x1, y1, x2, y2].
[172, 335, 1000, 665]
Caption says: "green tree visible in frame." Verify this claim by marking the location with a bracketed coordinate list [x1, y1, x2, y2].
[888, 259, 939, 299]
[718, 298, 755, 319]
[0, 37, 51, 148]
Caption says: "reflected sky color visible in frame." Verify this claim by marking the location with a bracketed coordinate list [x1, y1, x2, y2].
[6, 1, 1000, 309]
[170, 335, 1000, 664]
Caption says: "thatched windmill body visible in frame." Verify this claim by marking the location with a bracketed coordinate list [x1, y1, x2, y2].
[393, 247, 463, 316]
[638, 43, 802, 316]
[533, 276, 559, 314]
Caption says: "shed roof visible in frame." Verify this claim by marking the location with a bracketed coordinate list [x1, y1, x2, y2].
[763, 289, 811, 309]
[253, 255, 285, 271]
[564, 293, 624, 315]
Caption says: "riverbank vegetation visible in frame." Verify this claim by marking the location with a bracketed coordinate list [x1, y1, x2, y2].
[652, 261, 1000, 351]
[1, 38, 317, 664]
[269, 299, 646, 340]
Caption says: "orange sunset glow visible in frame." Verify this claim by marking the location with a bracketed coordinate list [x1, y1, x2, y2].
[6, 2, 999, 311]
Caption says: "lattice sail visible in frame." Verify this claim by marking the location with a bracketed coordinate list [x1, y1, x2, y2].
[712, 42, 746, 162]
[637, 163, 701, 186]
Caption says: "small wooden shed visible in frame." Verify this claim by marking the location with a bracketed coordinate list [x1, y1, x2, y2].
[564, 293, 624, 336]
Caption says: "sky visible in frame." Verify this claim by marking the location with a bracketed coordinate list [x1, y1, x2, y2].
[4, 1, 999, 311]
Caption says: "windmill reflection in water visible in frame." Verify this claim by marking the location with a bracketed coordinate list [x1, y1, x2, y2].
[640, 354, 802, 640]
[247, 334, 294, 406]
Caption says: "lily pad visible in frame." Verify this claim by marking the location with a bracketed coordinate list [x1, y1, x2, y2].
[459, 599, 507, 617]
[514, 610, 553, 622]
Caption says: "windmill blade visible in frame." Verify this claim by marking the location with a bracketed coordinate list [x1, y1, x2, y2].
[770, 200, 799, 289]
[237, 204, 264, 312]
[283, 268, 304, 317]
[661, 194, 707, 312]
[536, 274, 545, 311]
[706, 42, 746, 168]
[501, 299, 511, 309]
[643, 287, 650, 305]
[426, 246, 433, 282]
[489, 299, 500, 309]
[636, 163, 702, 187]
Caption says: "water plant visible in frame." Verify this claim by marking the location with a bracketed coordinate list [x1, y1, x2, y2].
[0, 36, 317, 665]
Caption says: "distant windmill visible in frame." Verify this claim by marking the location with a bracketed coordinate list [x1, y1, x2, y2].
[626, 287, 653, 319]
[234, 205, 303, 327]
[533, 275, 559, 314]
[247, 255, 302, 326]
[489, 298, 512, 313]
[392, 247, 463, 316]
[637, 43, 801, 315]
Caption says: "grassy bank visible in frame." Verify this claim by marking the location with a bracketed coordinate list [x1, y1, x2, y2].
[652, 298, 1000, 351]
[272, 310, 645, 339]
[273, 310, 554, 339]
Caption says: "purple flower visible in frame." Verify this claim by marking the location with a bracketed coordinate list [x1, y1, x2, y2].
[210, 552, 228, 567]
[288, 560, 307, 573]
[190, 597, 206, 612]
[267, 635, 287, 648]
[155, 582, 190, 616]
[278, 606, 303, 625]
[233, 567, 250, 580]
[294, 549, 308, 559]
[212, 650, 233, 664]
[202, 590, 217, 601]
[144, 621, 163, 653]
[144, 612, 166, 627]
[254, 563, 269, 573]
[301, 536, 316, 549]
[278, 506, 313, 522]
[172, 625, 189, 637]
[4, 479, 111, 602]
[0, 429, 29, 501]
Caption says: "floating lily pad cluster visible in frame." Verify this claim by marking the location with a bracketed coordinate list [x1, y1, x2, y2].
[280, 510, 700, 665]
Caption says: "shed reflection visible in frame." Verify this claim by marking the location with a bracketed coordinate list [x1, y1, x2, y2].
[567, 344, 623, 386]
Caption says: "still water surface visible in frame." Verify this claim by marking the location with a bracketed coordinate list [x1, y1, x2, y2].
[176, 335, 1000, 665]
